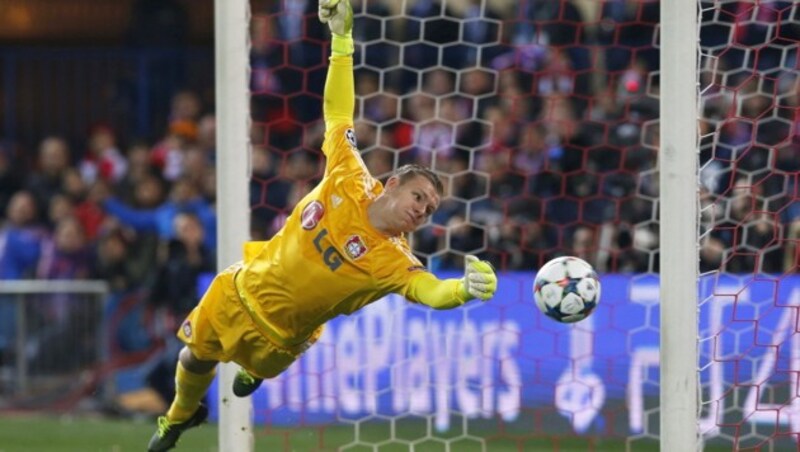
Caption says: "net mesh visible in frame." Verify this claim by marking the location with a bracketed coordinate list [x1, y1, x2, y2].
[698, 1, 800, 450]
[247, 0, 664, 449]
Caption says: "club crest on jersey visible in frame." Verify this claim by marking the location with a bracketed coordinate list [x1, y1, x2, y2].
[344, 235, 368, 260]
[301, 201, 325, 230]
[345, 128, 357, 148]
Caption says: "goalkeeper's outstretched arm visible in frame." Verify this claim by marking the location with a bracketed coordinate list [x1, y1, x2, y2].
[320, 0, 355, 131]
[405, 255, 498, 309]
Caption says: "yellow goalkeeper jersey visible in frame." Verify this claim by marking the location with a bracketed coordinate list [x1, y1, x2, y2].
[236, 55, 433, 346]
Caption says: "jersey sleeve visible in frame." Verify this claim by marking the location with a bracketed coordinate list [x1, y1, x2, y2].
[403, 272, 470, 309]
[375, 238, 470, 309]
[323, 55, 354, 139]
[321, 54, 364, 176]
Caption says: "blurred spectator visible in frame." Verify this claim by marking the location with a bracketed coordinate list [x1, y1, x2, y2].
[102, 177, 217, 250]
[0, 141, 22, 215]
[0, 190, 47, 354]
[26, 216, 94, 375]
[569, 225, 597, 264]
[251, 147, 287, 236]
[520, 221, 555, 269]
[250, 14, 284, 99]
[535, 48, 574, 99]
[149, 213, 215, 317]
[25, 137, 72, 219]
[483, 104, 520, 155]
[74, 180, 112, 242]
[446, 215, 484, 257]
[513, 123, 548, 174]
[785, 219, 800, 272]
[487, 221, 523, 269]
[0, 191, 48, 279]
[422, 69, 455, 97]
[364, 89, 401, 125]
[196, 114, 217, 157]
[145, 212, 215, 412]
[249, 7, 324, 124]
[37, 216, 92, 281]
[47, 193, 76, 228]
[700, 236, 726, 274]
[598, 0, 660, 73]
[151, 120, 196, 182]
[169, 91, 202, 124]
[117, 142, 161, 204]
[93, 227, 150, 292]
[79, 124, 128, 185]
[363, 148, 394, 180]
[182, 147, 214, 195]
[407, 95, 459, 169]
[61, 168, 88, 203]
[462, 0, 505, 67]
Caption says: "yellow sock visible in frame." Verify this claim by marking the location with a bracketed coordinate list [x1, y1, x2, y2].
[166, 362, 216, 423]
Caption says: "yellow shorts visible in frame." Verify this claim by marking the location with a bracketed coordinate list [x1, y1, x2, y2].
[177, 263, 323, 379]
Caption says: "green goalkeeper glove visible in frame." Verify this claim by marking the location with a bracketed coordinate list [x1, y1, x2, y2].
[318, 0, 354, 56]
[460, 255, 497, 302]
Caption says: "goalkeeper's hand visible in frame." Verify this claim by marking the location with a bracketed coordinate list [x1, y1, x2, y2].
[460, 255, 497, 302]
[318, 0, 354, 56]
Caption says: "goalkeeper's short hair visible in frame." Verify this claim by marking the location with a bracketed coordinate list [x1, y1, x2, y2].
[393, 164, 444, 196]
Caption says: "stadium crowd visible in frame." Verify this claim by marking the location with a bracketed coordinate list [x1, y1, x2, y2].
[1, 0, 798, 410]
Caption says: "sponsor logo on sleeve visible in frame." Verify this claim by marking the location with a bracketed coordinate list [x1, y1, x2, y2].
[301, 201, 325, 230]
[344, 235, 368, 260]
[182, 320, 192, 338]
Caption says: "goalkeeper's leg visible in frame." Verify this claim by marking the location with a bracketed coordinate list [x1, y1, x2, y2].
[169, 348, 217, 421]
[148, 347, 217, 452]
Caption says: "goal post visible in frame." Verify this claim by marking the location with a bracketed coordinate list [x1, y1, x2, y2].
[214, 0, 253, 451]
[659, 0, 700, 450]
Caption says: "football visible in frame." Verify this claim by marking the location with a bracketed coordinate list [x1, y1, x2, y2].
[533, 256, 600, 323]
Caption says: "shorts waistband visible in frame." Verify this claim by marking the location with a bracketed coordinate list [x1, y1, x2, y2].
[232, 268, 311, 352]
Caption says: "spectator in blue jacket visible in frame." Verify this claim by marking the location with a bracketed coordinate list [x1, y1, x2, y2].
[0, 190, 49, 279]
[102, 177, 216, 250]
[0, 190, 49, 354]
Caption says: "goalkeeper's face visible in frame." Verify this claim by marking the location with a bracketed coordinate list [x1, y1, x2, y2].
[382, 175, 440, 233]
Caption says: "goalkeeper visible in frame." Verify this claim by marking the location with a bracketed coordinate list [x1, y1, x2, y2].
[148, 1, 497, 450]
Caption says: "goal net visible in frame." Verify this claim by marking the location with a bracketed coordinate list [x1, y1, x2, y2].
[698, 1, 800, 450]
[240, 0, 664, 450]
[214, 0, 798, 450]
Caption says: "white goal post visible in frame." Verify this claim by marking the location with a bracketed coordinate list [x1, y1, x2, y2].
[659, 0, 699, 450]
[214, 0, 253, 451]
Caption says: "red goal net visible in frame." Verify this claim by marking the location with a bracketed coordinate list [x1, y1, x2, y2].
[698, 1, 800, 450]
[240, 0, 800, 450]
